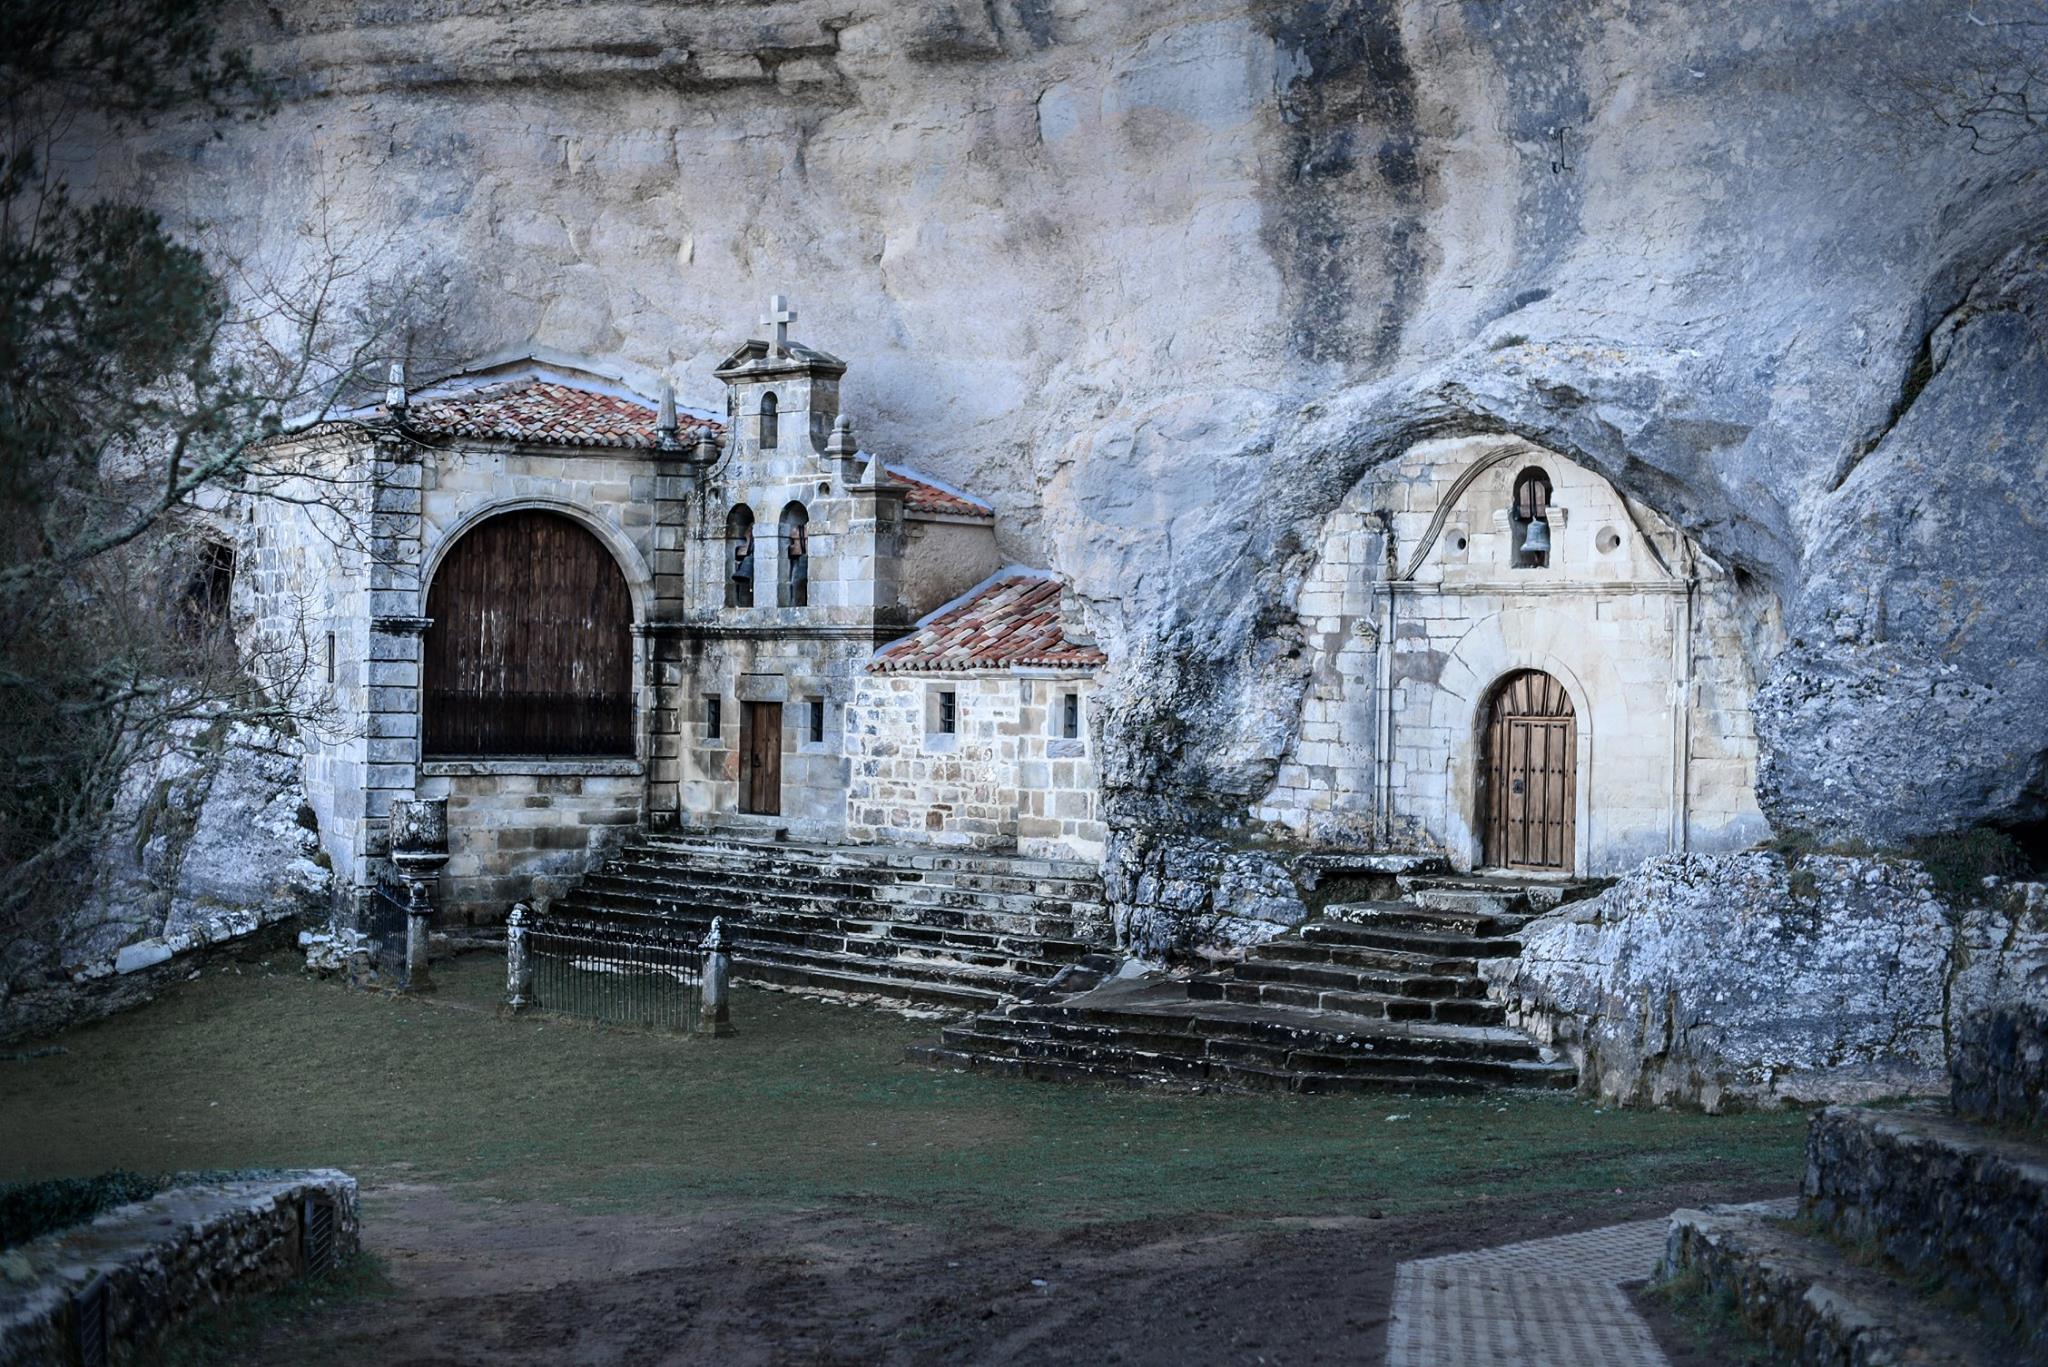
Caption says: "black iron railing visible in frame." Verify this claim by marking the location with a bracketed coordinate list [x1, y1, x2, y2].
[522, 914, 703, 1032]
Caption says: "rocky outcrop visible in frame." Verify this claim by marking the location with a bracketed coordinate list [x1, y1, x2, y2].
[1102, 832, 1307, 957]
[64, 1, 2048, 880]
[1481, 852, 2048, 1110]
[0, 720, 330, 1043]
[1950, 1002, 2048, 1132]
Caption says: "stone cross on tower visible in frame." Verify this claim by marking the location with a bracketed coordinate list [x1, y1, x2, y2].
[761, 294, 796, 357]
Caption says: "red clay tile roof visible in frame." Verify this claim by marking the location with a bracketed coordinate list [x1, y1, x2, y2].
[403, 379, 722, 449]
[875, 463, 994, 519]
[872, 574, 1105, 673]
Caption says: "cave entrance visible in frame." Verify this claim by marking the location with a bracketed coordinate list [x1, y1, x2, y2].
[1479, 670, 1577, 872]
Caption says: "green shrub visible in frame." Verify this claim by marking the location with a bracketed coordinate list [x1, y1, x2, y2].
[0, 1171, 168, 1250]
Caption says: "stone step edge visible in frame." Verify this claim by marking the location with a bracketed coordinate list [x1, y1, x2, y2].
[552, 897, 1114, 950]
[639, 835, 1103, 882]
[903, 1043, 1500, 1097]
[1660, 1206, 2014, 1367]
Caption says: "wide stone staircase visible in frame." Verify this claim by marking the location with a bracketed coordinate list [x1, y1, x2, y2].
[1660, 1003, 2048, 1364]
[909, 873, 1590, 1095]
[549, 829, 1113, 1013]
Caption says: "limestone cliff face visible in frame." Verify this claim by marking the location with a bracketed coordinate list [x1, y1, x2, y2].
[87, 1, 2048, 851]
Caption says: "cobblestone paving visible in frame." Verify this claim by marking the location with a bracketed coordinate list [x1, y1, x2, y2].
[1386, 1199, 1798, 1366]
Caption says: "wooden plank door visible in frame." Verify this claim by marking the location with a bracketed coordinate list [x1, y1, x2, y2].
[741, 701, 782, 815]
[1482, 671, 1576, 871]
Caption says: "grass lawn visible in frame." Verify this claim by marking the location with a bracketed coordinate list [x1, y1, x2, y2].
[0, 951, 1809, 1231]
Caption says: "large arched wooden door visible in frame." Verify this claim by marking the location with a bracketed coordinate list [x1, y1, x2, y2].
[1480, 671, 1576, 872]
[424, 510, 634, 756]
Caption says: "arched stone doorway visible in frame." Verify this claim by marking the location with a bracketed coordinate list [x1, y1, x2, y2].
[1479, 670, 1577, 872]
[423, 509, 635, 756]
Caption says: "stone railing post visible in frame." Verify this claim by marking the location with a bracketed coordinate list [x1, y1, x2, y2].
[697, 916, 735, 1038]
[505, 904, 532, 1014]
[402, 881, 435, 993]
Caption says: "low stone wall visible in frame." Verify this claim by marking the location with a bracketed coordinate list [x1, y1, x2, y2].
[418, 759, 643, 922]
[0, 1170, 359, 1365]
[1802, 1103, 2047, 1354]
[1482, 852, 2048, 1110]
[1950, 1003, 2048, 1132]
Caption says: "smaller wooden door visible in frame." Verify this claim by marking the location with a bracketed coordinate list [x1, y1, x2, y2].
[1482, 671, 1576, 871]
[741, 701, 782, 815]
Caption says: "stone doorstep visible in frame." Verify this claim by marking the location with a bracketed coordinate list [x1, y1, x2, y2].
[1804, 1103, 2048, 1349]
[1661, 1205, 2016, 1367]
[1322, 899, 1532, 938]
[0, 1171, 359, 1365]
[937, 1024, 1571, 1086]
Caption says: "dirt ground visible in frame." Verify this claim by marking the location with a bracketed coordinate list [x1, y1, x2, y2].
[220, 1176, 1786, 1366]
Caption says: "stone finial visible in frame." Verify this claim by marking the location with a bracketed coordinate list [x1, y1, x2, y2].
[826, 413, 856, 458]
[385, 360, 408, 412]
[657, 382, 678, 446]
[855, 452, 895, 490]
[689, 426, 721, 469]
[761, 293, 796, 356]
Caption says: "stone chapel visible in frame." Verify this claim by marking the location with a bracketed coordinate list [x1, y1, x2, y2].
[243, 305, 1765, 927]
[245, 307, 1105, 920]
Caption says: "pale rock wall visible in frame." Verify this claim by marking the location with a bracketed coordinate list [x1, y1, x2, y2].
[1482, 853, 2048, 1111]
[65, 3, 2048, 922]
[0, 720, 330, 1043]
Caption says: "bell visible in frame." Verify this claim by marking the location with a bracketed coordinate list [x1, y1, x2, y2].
[1520, 515, 1551, 558]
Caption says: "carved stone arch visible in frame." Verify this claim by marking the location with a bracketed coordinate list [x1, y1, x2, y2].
[424, 497, 652, 624]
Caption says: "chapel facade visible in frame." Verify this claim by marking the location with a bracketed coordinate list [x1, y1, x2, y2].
[243, 311, 1104, 921]
[1254, 434, 1769, 876]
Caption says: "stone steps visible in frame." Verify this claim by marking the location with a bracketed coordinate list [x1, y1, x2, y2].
[1661, 1204, 2017, 1366]
[1659, 1006, 2048, 1367]
[919, 1005, 1574, 1094]
[910, 870, 1566, 1094]
[553, 832, 1109, 1011]
[597, 854, 1107, 920]
[1802, 1103, 2048, 1356]
[1190, 975, 1507, 1026]
[570, 869, 1100, 941]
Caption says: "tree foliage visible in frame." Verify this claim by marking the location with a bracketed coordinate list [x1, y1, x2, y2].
[0, 2, 398, 935]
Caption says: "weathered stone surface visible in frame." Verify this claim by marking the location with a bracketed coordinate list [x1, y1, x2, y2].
[0, 1171, 359, 1367]
[1660, 1203, 2010, 1367]
[1950, 1002, 2048, 1133]
[0, 720, 329, 1043]
[1803, 1102, 2048, 1357]
[59, 1, 2048, 882]
[1102, 834, 1305, 958]
[1481, 853, 2048, 1110]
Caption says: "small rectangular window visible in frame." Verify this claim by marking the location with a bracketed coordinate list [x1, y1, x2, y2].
[1063, 692, 1080, 740]
[325, 632, 336, 685]
[809, 696, 825, 744]
[938, 690, 957, 735]
[705, 696, 722, 740]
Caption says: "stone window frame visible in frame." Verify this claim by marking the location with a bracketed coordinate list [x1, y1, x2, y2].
[703, 694, 724, 745]
[801, 694, 829, 750]
[1048, 685, 1087, 759]
[924, 683, 960, 754]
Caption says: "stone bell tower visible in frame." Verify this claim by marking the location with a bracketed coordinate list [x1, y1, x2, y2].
[711, 294, 846, 467]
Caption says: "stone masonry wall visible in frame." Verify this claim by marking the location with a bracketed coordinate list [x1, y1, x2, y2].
[0, 1171, 359, 1366]
[845, 673, 1101, 858]
[418, 761, 643, 922]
